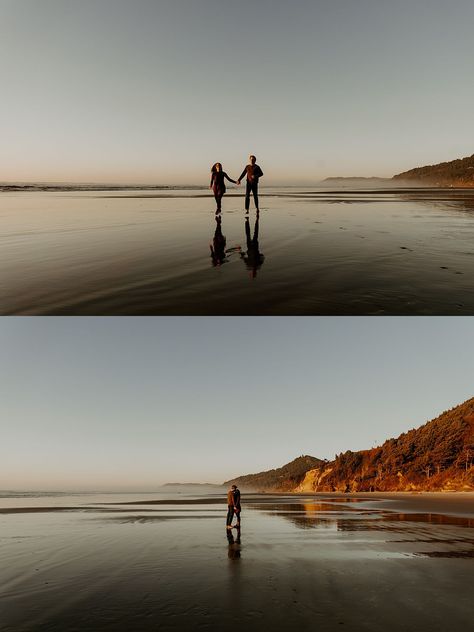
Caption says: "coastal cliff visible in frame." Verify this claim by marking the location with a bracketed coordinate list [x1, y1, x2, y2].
[226, 398, 474, 493]
[224, 455, 325, 492]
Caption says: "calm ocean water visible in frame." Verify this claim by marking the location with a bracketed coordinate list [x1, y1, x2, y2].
[1, 186, 474, 315]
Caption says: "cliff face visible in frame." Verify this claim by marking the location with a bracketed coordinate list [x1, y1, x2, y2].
[295, 466, 334, 493]
[227, 398, 474, 493]
[393, 154, 474, 186]
[224, 455, 325, 492]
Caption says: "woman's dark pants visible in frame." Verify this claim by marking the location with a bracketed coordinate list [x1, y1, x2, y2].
[213, 186, 224, 211]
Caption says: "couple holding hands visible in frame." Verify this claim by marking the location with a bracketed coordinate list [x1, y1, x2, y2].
[210, 154, 264, 214]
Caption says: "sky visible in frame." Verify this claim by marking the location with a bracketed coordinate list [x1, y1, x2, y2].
[1, 0, 474, 184]
[1, 317, 473, 491]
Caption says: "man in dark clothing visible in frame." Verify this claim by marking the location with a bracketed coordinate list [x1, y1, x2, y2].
[237, 155, 263, 212]
[226, 484, 241, 529]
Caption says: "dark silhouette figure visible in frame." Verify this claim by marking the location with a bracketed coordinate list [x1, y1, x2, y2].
[237, 155, 263, 212]
[226, 484, 241, 529]
[210, 163, 236, 213]
[241, 215, 265, 278]
[226, 527, 241, 560]
[210, 215, 227, 266]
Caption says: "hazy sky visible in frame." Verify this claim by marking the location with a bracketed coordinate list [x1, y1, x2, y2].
[1, 317, 473, 490]
[2, 0, 474, 184]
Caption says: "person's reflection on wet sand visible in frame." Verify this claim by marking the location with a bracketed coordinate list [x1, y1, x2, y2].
[240, 214, 265, 278]
[210, 215, 227, 266]
[226, 527, 241, 560]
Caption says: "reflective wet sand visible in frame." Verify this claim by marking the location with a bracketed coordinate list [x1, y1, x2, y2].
[2, 187, 474, 314]
[1, 492, 473, 631]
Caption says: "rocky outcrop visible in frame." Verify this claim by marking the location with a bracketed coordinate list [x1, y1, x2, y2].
[295, 466, 334, 492]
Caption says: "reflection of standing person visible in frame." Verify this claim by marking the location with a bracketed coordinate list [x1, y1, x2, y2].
[226, 529, 241, 559]
[237, 155, 263, 213]
[210, 216, 227, 266]
[210, 163, 236, 214]
[241, 215, 265, 278]
[226, 484, 241, 529]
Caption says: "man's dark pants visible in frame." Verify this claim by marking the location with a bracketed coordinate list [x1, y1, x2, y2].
[245, 181, 259, 211]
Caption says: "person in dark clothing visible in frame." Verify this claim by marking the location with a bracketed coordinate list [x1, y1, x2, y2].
[237, 155, 263, 212]
[226, 484, 241, 529]
[210, 163, 236, 213]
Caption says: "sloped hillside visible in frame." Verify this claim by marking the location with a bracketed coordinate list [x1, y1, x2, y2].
[393, 154, 474, 186]
[226, 398, 474, 493]
[224, 455, 325, 491]
[300, 398, 474, 492]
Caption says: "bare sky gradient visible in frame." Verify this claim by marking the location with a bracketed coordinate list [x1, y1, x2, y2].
[2, 0, 474, 184]
[1, 317, 473, 491]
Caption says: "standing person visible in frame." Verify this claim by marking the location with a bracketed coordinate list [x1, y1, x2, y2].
[237, 155, 263, 213]
[210, 163, 237, 214]
[226, 484, 241, 529]
[233, 484, 241, 527]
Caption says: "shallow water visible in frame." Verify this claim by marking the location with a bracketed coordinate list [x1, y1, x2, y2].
[1, 492, 473, 631]
[2, 187, 474, 314]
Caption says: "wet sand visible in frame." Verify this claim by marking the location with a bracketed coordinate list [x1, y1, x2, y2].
[2, 187, 474, 314]
[1, 491, 473, 631]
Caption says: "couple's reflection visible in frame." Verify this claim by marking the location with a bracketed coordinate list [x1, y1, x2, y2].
[209, 213, 265, 277]
[226, 526, 241, 560]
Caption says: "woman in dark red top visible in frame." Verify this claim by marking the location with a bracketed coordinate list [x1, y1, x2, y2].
[210, 163, 236, 213]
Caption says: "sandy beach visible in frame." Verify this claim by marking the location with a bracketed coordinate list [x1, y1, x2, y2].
[2, 187, 474, 315]
[1, 491, 473, 631]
